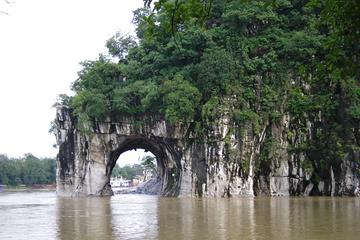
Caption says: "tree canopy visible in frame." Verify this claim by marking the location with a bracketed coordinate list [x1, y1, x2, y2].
[0, 154, 56, 186]
[58, 0, 359, 179]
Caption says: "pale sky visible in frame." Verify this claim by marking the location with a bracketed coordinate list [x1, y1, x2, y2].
[117, 149, 155, 167]
[0, 0, 147, 163]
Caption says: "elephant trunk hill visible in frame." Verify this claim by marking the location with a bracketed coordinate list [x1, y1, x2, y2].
[53, 0, 360, 197]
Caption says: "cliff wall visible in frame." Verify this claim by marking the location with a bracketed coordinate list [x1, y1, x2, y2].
[54, 104, 360, 197]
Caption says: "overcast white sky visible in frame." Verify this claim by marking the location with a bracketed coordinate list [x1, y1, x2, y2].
[0, 0, 151, 164]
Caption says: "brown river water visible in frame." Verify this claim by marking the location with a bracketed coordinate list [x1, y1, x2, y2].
[0, 191, 359, 240]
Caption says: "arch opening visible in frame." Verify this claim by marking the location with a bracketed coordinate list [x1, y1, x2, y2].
[54, 107, 187, 197]
[110, 148, 160, 195]
[106, 137, 182, 197]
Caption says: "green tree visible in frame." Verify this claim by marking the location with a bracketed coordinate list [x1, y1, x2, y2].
[113, 80, 159, 114]
[106, 32, 137, 60]
[160, 74, 201, 123]
[111, 164, 122, 178]
[0, 153, 56, 186]
[0, 154, 10, 185]
[63, 0, 359, 183]
[111, 164, 144, 180]
[23, 154, 47, 185]
[70, 56, 124, 125]
[141, 155, 157, 174]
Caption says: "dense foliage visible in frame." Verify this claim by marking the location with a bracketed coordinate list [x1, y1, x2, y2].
[60, 0, 359, 178]
[0, 154, 56, 186]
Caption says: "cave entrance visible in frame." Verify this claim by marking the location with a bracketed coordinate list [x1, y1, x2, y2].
[110, 149, 160, 195]
[106, 137, 182, 197]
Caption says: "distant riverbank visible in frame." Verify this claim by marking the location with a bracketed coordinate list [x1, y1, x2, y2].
[0, 184, 56, 193]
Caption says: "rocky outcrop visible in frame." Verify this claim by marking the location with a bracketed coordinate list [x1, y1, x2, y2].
[136, 177, 162, 195]
[54, 106, 186, 197]
[54, 105, 360, 197]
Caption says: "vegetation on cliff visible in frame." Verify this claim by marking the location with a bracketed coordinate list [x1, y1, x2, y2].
[57, 0, 359, 180]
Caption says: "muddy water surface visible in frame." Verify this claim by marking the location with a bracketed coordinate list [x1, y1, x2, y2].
[0, 191, 359, 240]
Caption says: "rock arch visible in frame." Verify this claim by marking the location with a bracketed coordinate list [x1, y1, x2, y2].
[54, 104, 360, 197]
[54, 106, 192, 197]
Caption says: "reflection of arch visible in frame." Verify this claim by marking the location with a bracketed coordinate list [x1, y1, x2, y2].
[56, 197, 113, 240]
[57, 195, 160, 239]
[107, 137, 182, 196]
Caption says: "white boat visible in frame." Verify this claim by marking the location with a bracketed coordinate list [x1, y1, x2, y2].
[110, 177, 130, 188]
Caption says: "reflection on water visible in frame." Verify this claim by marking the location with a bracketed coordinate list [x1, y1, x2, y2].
[57, 196, 113, 240]
[57, 195, 159, 240]
[111, 195, 159, 240]
[0, 191, 359, 240]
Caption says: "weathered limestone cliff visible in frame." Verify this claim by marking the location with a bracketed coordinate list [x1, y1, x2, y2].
[54, 104, 360, 197]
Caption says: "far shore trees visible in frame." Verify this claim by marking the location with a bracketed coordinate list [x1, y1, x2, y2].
[0, 154, 56, 186]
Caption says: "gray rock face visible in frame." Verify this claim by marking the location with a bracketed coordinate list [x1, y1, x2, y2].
[136, 177, 162, 195]
[54, 105, 360, 197]
[54, 107, 185, 197]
